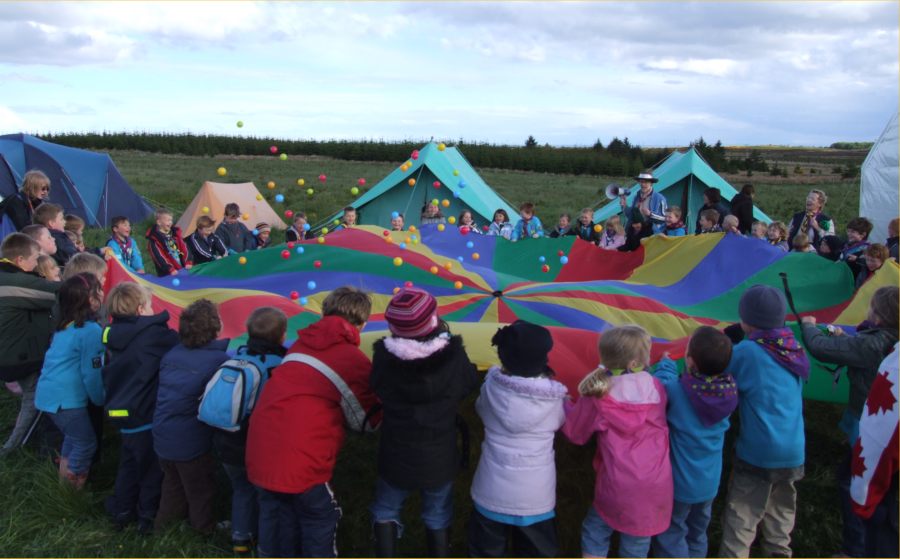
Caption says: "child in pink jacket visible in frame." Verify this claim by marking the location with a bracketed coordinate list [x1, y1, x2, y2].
[562, 325, 673, 558]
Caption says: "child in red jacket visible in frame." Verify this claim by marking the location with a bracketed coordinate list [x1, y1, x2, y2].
[246, 287, 380, 558]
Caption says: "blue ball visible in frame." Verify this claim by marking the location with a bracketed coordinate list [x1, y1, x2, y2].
[411, 235, 418, 242]
[539, 256, 546, 263]
[399, 242, 407, 250]
[466, 241, 474, 249]
[252, 229, 259, 236]
[275, 194, 285, 203]
[458, 180, 467, 188]
[391, 211, 400, 219]
[307, 280, 317, 290]
[302, 223, 311, 231]
[172, 278, 180, 287]
[560, 256, 569, 265]
[452, 191, 460, 198]
[300, 297, 308, 305]
[457, 255, 464, 262]
[295, 246, 305, 255]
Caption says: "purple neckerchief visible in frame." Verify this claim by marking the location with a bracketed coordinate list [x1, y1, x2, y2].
[748, 327, 810, 380]
[679, 368, 738, 426]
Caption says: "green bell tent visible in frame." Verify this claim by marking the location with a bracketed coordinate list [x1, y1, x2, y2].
[593, 147, 772, 233]
[318, 142, 518, 231]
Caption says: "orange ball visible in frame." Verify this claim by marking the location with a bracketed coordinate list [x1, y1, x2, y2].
[444, 262, 453, 271]
[593, 224, 603, 233]
[408, 225, 417, 233]
[408, 178, 416, 187]
[453, 281, 463, 289]
[429, 266, 439, 274]
[267, 181, 276, 189]
[472, 253, 480, 260]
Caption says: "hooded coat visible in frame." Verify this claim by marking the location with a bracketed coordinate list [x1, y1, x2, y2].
[470, 366, 568, 516]
[371, 333, 479, 490]
[561, 371, 672, 537]
[0, 260, 59, 381]
[102, 312, 179, 431]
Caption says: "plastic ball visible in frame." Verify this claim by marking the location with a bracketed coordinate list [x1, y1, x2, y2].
[306, 188, 314, 196]
[302, 223, 311, 231]
[438, 143, 446, 151]
[472, 253, 480, 260]
[290, 291, 299, 300]
[411, 150, 419, 160]
[391, 211, 400, 219]
[256, 194, 263, 201]
[172, 278, 180, 287]
[393, 257, 403, 267]
[408, 178, 416, 187]
[332, 219, 340, 226]
[313, 260, 322, 268]
[593, 224, 603, 233]
[287, 241, 295, 249]
[458, 180, 467, 188]
[429, 266, 439, 274]
[317, 237, 325, 244]
[399, 242, 407, 250]
[460, 226, 470, 235]
[437, 224, 445, 232]
[201, 206, 210, 214]
[457, 256, 464, 262]
[404, 237, 411, 244]
[466, 241, 474, 249]
[560, 256, 569, 265]
[441, 199, 450, 208]
[269, 145, 278, 154]
[295, 246, 305, 255]
[285, 210, 294, 219]
[383, 230, 391, 237]
[454, 281, 463, 289]
[318, 174, 327, 183]
[299, 297, 308, 305]
[444, 262, 453, 270]
[297, 178, 305, 186]
[385, 236, 394, 244]
[242, 213, 250, 220]
[453, 169, 459, 176]
[448, 216, 457, 225]
[393, 287, 401, 294]
[482, 225, 490, 232]
[351, 187, 359, 196]
[452, 191, 460, 198]
[252, 229, 259, 236]
[541, 264, 550, 273]
[216, 167, 227, 177]
[408, 226, 417, 233]
[307, 280, 316, 290]
[357, 178, 366, 186]
[267, 181, 276, 189]
[238, 256, 247, 265]
[275, 194, 285, 203]
[281, 250, 290, 259]
[539, 256, 546, 263]
[236, 121, 244, 128]
[433, 181, 441, 189]
[404, 281, 413, 288]
[279, 153, 287, 161]
[557, 250, 565, 257]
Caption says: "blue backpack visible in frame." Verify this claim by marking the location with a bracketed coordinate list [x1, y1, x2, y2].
[198, 353, 267, 432]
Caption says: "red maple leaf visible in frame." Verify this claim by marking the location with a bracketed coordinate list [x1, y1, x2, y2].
[866, 370, 897, 416]
[851, 438, 867, 479]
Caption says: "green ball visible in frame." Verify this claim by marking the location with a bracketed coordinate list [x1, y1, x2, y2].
[236, 120, 244, 128]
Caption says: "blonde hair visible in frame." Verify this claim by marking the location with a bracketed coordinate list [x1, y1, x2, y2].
[578, 325, 652, 398]
[321, 286, 372, 326]
[64, 214, 85, 233]
[792, 232, 810, 251]
[21, 170, 50, 199]
[722, 214, 739, 230]
[767, 220, 788, 241]
[106, 283, 152, 317]
[604, 215, 624, 236]
[61, 252, 107, 281]
[35, 254, 59, 280]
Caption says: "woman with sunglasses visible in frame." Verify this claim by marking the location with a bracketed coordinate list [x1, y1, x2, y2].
[2, 170, 52, 231]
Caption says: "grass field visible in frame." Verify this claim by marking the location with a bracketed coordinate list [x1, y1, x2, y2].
[2, 148, 863, 557]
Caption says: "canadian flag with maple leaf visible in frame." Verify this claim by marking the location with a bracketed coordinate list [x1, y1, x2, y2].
[850, 342, 899, 519]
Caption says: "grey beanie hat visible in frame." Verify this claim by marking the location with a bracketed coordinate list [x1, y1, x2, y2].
[738, 285, 787, 330]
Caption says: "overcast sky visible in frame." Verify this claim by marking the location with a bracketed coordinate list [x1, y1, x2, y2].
[0, 1, 897, 147]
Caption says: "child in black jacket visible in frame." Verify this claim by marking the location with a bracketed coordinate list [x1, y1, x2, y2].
[102, 282, 179, 533]
[369, 288, 479, 557]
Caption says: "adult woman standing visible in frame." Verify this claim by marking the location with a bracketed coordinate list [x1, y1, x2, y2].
[787, 189, 836, 249]
[730, 184, 756, 234]
[2, 170, 52, 231]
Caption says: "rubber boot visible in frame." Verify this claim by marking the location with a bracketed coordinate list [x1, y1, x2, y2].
[373, 521, 398, 558]
[426, 528, 450, 558]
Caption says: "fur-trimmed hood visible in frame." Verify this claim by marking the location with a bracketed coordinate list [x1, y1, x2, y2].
[372, 333, 468, 405]
[479, 366, 568, 433]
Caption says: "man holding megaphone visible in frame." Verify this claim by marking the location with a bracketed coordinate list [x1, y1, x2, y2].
[615, 172, 669, 249]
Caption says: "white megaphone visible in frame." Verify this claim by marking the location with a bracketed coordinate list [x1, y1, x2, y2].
[605, 183, 631, 200]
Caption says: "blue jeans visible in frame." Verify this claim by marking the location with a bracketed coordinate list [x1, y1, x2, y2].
[256, 483, 342, 558]
[369, 477, 453, 533]
[581, 505, 651, 558]
[48, 407, 96, 475]
[652, 500, 713, 558]
[223, 462, 258, 541]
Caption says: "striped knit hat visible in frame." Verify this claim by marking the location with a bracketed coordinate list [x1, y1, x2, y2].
[385, 288, 439, 338]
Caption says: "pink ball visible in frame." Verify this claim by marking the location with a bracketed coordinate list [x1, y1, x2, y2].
[314, 260, 322, 268]
[270, 145, 278, 154]
[433, 181, 441, 189]
[318, 174, 327, 183]
[281, 250, 290, 259]
[287, 242, 295, 249]
[285, 210, 294, 219]
[358, 178, 366, 186]
[404, 281, 413, 288]
[411, 150, 419, 160]
[290, 291, 299, 300]
[460, 226, 470, 235]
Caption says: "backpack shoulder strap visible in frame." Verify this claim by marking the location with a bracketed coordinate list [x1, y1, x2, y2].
[282, 352, 374, 432]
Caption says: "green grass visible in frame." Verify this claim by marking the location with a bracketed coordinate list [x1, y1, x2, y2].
[6, 149, 856, 556]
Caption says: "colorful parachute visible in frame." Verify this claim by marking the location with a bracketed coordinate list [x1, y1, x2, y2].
[105, 225, 899, 403]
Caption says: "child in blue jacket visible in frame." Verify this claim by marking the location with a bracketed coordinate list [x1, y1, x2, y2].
[34, 273, 106, 488]
[102, 282, 179, 533]
[106, 216, 145, 274]
[153, 299, 229, 535]
[652, 326, 737, 558]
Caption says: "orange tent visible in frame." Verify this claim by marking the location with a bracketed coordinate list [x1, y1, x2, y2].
[176, 181, 287, 236]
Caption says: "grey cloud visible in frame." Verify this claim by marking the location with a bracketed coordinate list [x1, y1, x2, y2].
[0, 21, 134, 66]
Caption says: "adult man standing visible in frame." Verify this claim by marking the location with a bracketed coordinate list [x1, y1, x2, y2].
[618, 171, 668, 249]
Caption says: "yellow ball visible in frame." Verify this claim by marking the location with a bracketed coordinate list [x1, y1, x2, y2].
[408, 178, 416, 187]
[307, 188, 314, 196]
[594, 224, 603, 233]
[431, 198, 439, 205]
[201, 206, 210, 214]
[437, 224, 445, 232]
[216, 167, 227, 177]
[441, 199, 450, 208]
[444, 262, 453, 271]
[333, 219, 340, 226]
[351, 187, 359, 196]
[255, 194, 263, 201]
[429, 266, 439, 274]
[279, 153, 287, 161]
[447, 216, 457, 225]
[453, 170, 459, 176]
[238, 256, 247, 265]
[408, 225, 417, 233]
[454, 281, 463, 289]
[393, 257, 403, 267]
[317, 237, 325, 244]
[321, 227, 329, 235]
[267, 181, 276, 189]
[393, 287, 401, 294]
[242, 213, 250, 221]
[472, 253, 480, 260]
[297, 178, 305, 186]
[385, 236, 394, 244]
[438, 143, 446, 151]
